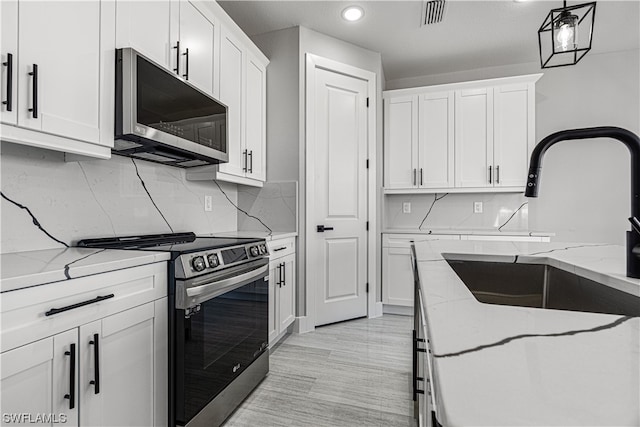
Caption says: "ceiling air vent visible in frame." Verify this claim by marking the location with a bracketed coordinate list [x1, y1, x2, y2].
[421, 0, 447, 26]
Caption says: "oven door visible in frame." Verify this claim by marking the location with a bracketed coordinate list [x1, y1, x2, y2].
[174, 259, 269, 426]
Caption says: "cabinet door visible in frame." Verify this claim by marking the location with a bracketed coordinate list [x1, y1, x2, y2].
[18, 0, 102, 143]
[245, 54, 267, 182]
[418, 92, 454, 188]
[81, 303, 155, 427]
[454, 88, 493, 188]
[384, 96, 418, 189]
[268, 263, 279, 345]
[493, 84, 533, 188]
[382, 247, 414, 307]
[0, 333, 81, 427]
[116, 0, 178, 71]
[218, 26, 246, 178]
[179, 1, 215, 95]
[1, 0, 17, 125]
[278, 254, 296, 331]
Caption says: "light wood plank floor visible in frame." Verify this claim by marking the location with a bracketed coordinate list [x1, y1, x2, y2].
[224, 315, 414, 427]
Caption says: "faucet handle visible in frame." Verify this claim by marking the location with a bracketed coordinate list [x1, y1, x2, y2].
[629, 217, 640, 235]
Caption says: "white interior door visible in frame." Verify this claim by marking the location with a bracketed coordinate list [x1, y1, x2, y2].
[310, 66, 368, 326]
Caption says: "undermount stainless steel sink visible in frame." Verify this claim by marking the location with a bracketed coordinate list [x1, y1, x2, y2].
[446, 260, 640, 317]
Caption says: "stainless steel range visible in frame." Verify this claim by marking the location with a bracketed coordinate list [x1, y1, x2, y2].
[78, 232, 270, 427]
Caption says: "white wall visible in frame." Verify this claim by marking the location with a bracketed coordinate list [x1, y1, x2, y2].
[1, 143, 238, 253]
[386, 49, 640, 245]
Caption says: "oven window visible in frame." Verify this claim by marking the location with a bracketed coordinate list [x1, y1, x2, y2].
[176, 277, 268, 424]
[136, 55, 227, 152]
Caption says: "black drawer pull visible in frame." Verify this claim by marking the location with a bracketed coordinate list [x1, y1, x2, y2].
[173, 41, 180, 74]
[89, 333, 100, 394]
[248, 150, 253, 173]
[28, 64, 37, 118]
[64, 344, 76, 410]
[2, 53, 13, 111]
[273, 246, 287, 252]
[45, 294, 114, 316]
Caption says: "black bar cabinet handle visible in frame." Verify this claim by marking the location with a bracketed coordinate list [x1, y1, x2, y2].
[248, 151, 253, 174]
[496, 165, 500, 184]
[182, 48, 189, 80]
[173, 41, 180, 74]
[28, 64, 37, 118]
[2, 53, 13, 111]
[89, 334, 100, 394]
[273, 246, 287, 252]
[413, 168, 417, 186]
[280, 262, 285, 286]
[45, 294, 114, 317]
[488, 165, 492, 184]
[281, 262, 285, 286]
[420, 168, 423, 186]
[242, 150, 247, 172]
[64, 344, 76, 410]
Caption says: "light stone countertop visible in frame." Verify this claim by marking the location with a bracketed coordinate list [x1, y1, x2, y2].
[414, 240, 640, 426]
[211, 231, 298, 241]
[1, 248, 170, 293]
[384, 228, 555, 237]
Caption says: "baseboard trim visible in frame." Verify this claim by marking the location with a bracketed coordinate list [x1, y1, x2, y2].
[293, 316, 314, 334]
[383, 304, 413, 316]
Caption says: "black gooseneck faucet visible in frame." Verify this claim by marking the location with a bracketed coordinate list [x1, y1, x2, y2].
[524, 126, 640, 279]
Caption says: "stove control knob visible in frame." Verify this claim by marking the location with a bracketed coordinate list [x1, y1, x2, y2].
[259, 244, 267, 254]
[250, 246, 260, 257]
[207, 254, 219, 268]
[191, 256, 206, 272]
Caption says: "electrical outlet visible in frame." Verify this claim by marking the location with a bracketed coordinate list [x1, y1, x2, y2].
[403, 202, 411, 214]
[204, 195, 213, 212]
[473, 201, 483, 214]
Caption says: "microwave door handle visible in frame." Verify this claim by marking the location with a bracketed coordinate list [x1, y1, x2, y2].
[185, 263, 268, 301]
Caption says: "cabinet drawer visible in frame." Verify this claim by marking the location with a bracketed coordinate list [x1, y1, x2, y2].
[268, 237, 296, 260]
[1, 262, 167, 353]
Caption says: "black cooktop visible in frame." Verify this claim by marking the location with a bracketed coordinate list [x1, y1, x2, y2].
[77, 232, 263, 254]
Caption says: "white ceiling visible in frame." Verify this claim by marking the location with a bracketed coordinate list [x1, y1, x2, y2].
[218, 0, 640, 81]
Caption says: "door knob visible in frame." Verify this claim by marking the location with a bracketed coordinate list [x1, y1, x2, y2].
[316, 225, 334, 232]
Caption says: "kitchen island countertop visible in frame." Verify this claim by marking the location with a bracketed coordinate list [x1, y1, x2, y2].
[414, 240, 639, 426]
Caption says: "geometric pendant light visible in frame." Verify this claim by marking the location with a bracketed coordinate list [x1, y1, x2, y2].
[538, 1, 597, 68]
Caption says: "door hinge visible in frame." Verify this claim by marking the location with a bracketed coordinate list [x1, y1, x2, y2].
[366, 221, 369, 231]
[366, 159, 369, 169]
[366, 97, 369, 108]
[366, 282, 369, 293]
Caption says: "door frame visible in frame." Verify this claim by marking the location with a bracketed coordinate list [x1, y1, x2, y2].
[304, 53, 377, 330]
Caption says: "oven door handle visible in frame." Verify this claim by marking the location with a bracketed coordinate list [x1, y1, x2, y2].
[185, 263, 269, 301]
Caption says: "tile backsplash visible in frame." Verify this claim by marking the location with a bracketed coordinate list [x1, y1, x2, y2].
[237, 181, 298, 232]
[1, 143, 238, 254]
[385, 192, 529, 232]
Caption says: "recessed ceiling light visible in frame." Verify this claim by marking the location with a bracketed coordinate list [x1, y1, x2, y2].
[342, 6, 364, 22]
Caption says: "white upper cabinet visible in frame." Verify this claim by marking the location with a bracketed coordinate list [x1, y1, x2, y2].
[116, 0, 177, 71]
[178, 0, 217, 97]
[116, 0, 217, 97]
[493, 83, 535, 188]
[419, 91, 454, 188]
[383, 74, 541, 194]
[384, 95, 418, 189]
[187, 19, 269, 187]
[1, 0, 115, 159]
[454, 88, 493, 188]
[245, 53, 267, 182]
[218, 25, 246, 178]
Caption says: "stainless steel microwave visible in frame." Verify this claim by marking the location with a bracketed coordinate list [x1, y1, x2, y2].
[114, 48, 228, 167]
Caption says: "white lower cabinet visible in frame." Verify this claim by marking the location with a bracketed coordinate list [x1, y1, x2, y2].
[267, 237, 296, 346]
[0, 263, 167, 426]
[382, 233, 551, 308]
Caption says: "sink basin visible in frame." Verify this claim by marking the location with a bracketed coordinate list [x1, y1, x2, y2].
[445, 260, 640, 317]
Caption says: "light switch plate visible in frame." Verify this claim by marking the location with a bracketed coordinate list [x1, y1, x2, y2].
[402, 202, 411, 214]
[473, 201, 483, 214]
[204, 195, 213, 212]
